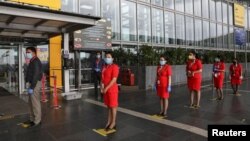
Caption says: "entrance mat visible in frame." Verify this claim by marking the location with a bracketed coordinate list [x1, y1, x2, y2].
[93, 128, 116, 137]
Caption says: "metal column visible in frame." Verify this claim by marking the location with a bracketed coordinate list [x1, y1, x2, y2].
[63, 33, 70, 93]
[18, 44, 24, 95]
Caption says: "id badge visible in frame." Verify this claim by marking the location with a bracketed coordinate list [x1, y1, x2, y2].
[157, 80, 160, 84]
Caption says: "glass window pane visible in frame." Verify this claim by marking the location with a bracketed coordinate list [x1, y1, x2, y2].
[152, 8, 164, 44]
[164, 0, 174, 9]
[194, 0, 201, 17]
[229, 3, 233, 25]
[176, 14, 185, 45]
[186, 17, 194, 46]
[245, 7, 248, 28]
[102, 0, 120, 40]
[138, 4, 151, 43]
[248, 8, 250, 29]
[223, 26, 228, 48]
[216, 0, 222, 22]
[121, 0, 137, 41]
[185, 0, 193, 15]
[139, 0, 150, 3]
[210, 22, 216, 47]
[202, 0, 209, 19]
[195, 19, 202, 46]
[217, 24, 223, 48]
[222, 2, 228, 24]
[165, 11, 175, 44]
[79, 0, 100, 16]
[229, 27, 234, 49]
[210, 0, 216, 21]
[152, 0, 163, 6]
[61, 0, 78, 13]
[203, 21, 210, 47]
[175, 0, 184, 12]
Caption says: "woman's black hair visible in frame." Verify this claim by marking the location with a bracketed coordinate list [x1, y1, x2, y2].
[189, 50, 199, 59]
[105, 51, 113, 57]
[160, 55, 168, 61]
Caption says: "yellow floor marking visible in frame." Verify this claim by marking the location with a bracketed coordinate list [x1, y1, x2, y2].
[93, 128, 116, 137]
[151, 115, 165, 119]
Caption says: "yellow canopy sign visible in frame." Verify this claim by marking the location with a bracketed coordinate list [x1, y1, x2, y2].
[6, 0, 61, 10]
[234, 3, 245, 27]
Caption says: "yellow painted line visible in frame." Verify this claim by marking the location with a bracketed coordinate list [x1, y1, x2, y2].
[85, 99, 208, 137]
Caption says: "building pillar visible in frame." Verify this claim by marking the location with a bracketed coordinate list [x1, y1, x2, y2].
[63, 33, 70, 93]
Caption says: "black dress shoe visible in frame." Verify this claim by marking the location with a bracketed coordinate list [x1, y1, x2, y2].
[29, 121, 42, 128]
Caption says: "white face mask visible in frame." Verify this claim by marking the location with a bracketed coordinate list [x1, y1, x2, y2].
[26, 53, 33, 59]
[96, 55, 101, 59]
[188, 55, 194, 60]
[159, 60, 166, 66]
[105, 58, 113, 64]
[215, 58, 220, 62]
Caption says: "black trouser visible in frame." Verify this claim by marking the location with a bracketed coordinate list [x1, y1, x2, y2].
[93, 72, 101, 97]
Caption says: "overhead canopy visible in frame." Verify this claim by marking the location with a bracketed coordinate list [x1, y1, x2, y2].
[0, 2, 101, 39]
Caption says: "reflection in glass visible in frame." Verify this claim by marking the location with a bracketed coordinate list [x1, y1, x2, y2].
[229, 3, 233, 25]
[175, 0, 184, 12]
[210, 22, 216, 47]
[61, 0, 78, 13]
[185, 0, 193, 15]
[229, 27, 234, 49]
[202, 0, 209, 19]
[203, 21, 210, 47]
[194, 0, 201, 17]
[102, 0, 120, 40]
[176, 14, 185, 45]
[165, 11, 175, 44]
[152, 8, 164, 44]
[186, 17, 194, 46]
[79, 0, 100, 16]
[164, 0, 174, 9]
[152, 0, 163, 6]
[222, 2, 228, 24]
[121, 0, 137, 41]
[139, 0, 150, 3]
[195, 19, 202, 47]
[210, 0, 216, 21]
[216, 0, 222, 22]
[138, 4, 151, 43]
[223, 26, 228, 48]
[248, 8, 250, 29]
[217, 24, 223, 48]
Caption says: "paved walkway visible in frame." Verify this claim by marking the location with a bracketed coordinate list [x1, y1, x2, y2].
[0, 78, 249, 141]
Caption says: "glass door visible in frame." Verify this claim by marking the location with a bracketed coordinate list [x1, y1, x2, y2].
[80, 52, 95, 85]
[0, 45, 19, 95]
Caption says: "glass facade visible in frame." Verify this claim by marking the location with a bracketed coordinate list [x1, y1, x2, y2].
[138, 4, 151, 43]
[60, 0, 250, 51]
[79, 0, 100, 16]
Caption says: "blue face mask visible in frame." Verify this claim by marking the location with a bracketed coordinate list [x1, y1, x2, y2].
[105, 58, 113, 65]
[26, 53, 33, 59]
[160, 60, 166, 66]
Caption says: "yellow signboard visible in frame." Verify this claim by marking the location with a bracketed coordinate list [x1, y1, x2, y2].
[6, 0, 61, 10]
[234, 3, 245, 27]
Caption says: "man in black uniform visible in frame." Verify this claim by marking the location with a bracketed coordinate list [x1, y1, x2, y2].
[92, 52, 104, 99]
[23, 47, 43, 128]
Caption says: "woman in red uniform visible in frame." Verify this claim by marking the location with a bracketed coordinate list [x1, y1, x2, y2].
[229, 58, 243, 95]
[101, 52, 119, 131]
[213, 56, 225, 100]
[155, 56, 172, 117]
[186, 51, 202, 109]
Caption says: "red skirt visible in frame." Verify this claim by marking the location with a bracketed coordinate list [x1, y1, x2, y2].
[104, 90, 118, 108]
[188, 77, 201, 91]
[157, 86, 170, 99]
[214, 76, 224, 89]
[231, 77, 242, 85]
